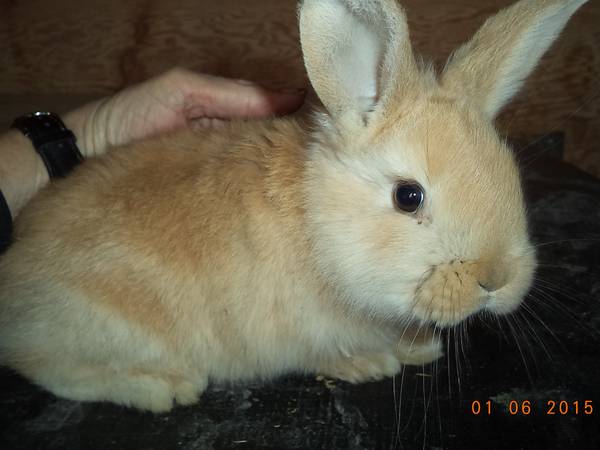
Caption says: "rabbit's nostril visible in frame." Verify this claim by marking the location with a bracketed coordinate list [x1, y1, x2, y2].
[478, 281, 491, 292]
[478, 281, 502, 292]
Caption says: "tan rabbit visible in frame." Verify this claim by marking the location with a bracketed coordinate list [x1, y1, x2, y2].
[0, 0, 586, 412]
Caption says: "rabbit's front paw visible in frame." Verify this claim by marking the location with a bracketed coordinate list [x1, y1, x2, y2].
[173, 377, 208, 406]
[396, 335, 443, 366]
[318, 351, 402, 384]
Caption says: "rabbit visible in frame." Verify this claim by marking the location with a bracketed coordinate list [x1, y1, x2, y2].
[0, 0, 586, 412]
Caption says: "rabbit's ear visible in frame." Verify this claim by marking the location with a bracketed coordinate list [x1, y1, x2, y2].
[299, 0, 417, 127]
[442, 0, 587, 119]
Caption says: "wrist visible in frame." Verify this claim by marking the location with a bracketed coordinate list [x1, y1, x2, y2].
[62, 97, 111, 158]
[0, 130, 49, 217]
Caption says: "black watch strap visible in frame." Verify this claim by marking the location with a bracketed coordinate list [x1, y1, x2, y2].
[0, 188, 12, 254]
[11, 112, 84, 178]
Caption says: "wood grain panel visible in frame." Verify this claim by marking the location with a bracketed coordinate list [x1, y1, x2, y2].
[0, 0, 598, 175]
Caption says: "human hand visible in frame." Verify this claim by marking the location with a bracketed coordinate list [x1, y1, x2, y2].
[65, 68, 306, 157]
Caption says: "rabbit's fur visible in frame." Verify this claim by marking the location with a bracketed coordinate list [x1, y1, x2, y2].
[0, 0, 586, 411]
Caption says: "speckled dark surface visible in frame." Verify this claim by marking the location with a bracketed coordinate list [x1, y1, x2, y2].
[1, 134, 598, 450]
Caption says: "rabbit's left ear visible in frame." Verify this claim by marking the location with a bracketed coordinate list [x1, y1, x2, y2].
[442, 0, 588, 119]
[299, 0, 418, 128]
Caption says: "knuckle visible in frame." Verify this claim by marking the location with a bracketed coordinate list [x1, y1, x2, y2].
[163, 67, 188, 84]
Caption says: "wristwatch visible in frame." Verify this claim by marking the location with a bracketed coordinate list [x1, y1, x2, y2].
[11, 112, 84, 178]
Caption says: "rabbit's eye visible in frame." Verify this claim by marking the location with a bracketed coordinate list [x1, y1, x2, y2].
[393, 182, 424, 213]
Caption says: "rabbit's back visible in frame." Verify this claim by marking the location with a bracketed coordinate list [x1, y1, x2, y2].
[0, 118, 325, 384]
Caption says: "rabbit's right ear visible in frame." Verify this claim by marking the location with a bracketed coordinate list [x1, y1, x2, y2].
[442, 0, 588, 119]
[299, 0, 418, 129]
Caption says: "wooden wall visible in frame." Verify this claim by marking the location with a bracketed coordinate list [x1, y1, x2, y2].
[1, 0, 598, 175]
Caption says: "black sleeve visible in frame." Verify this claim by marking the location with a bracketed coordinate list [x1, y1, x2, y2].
[0, 189, 13, 254]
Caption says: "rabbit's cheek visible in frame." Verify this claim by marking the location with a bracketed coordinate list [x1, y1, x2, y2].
[485, 286, 528, 315]
[484, 252, 536, 315]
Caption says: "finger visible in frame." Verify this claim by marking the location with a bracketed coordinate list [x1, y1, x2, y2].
[182, 74, 306, 120]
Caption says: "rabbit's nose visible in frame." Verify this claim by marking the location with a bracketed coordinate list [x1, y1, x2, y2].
[475, 265, 508, 292]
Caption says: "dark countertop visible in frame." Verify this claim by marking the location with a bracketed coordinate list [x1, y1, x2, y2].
[1, 135, 599, 450]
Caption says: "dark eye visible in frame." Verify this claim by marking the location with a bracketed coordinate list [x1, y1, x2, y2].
[393, 182, 424, 213]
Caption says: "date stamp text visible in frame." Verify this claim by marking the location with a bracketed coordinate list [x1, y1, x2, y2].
[470, 400, 593, 416]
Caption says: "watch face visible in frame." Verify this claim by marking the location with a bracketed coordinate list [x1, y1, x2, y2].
[33, 113, 57, 132]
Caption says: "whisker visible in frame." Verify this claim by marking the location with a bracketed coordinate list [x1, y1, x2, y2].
[421, 359, 427, 450]
[532, 276, 593, 307]
[433, 325, 443, 448]
[453, 326, 462, 395]
[392, 307, 425, 448]
[530, 237, 600, 249]
[446, 327, 452, 399]
[520, 297, 564, 354]
[512, 309, 543, 374]
[503, 314, 535, 387]
[527, 286, 600, 342]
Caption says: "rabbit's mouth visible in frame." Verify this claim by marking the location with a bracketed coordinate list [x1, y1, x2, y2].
[410, 257, 532, 327]
[411, 260, 485, 326]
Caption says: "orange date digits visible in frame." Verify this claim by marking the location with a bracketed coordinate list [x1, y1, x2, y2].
[470, 399, 593, 416]
[471, 400, 492, 415]
[508, 400, 531, 415]
[547, 400, 593, 415]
